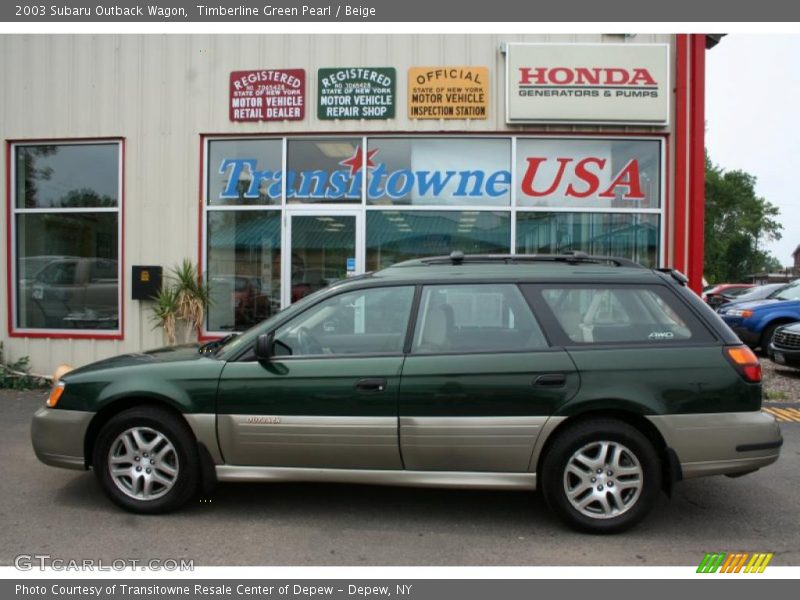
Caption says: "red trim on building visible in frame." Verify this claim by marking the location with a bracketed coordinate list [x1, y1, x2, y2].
[120, 138, 127, 340]
[673, 34, 707, 294]
[663, 136, 671, 269]
[673, 34, 689, 277]
[6, 137, 125, 340]
[688, 34, 706, 294]
[198, 136, 218, 342]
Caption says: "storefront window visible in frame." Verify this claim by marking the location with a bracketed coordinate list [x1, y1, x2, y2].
[206, 211, 281, 332]
[516, 212, 659, 267]
[366, 211, 510, 270]
[209, 139, 282, 206]
[13, 142, 121, 333]
[286, 138, 363, 203]
[15, 143, 119, 208]
[366, 138, 511, 206]
[516, 139, 661, 209]
[202, 136, 665, 334]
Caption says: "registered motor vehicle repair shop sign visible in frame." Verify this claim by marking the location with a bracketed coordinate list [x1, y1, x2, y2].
[318, 68, 396, 119]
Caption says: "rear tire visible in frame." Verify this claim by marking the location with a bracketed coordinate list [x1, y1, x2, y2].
[92, 406, 199, 514]
[540, 419, 661, 534]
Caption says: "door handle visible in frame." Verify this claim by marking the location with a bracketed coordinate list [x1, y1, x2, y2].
[534, 374, 567, 387]
[355, 378, 387, 392]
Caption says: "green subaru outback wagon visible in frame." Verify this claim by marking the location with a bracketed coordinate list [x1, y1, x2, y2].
[31, 254, 782, 533]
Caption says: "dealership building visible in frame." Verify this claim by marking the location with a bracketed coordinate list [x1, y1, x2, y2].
[1, 34, 711, 373]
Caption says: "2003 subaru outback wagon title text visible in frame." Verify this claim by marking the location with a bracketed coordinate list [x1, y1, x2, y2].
[31, 253, 783, 533]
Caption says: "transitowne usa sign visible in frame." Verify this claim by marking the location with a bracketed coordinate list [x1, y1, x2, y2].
[505, 43, 669, 125]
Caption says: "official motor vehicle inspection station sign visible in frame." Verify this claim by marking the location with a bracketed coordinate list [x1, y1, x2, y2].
[318, 68, 396, 120]
[408, 67, 489, 120]
[229, 69, 306, 122]
[505, 44, 669, 125]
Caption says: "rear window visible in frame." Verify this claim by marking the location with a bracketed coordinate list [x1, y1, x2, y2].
[538, 286, 710, 345]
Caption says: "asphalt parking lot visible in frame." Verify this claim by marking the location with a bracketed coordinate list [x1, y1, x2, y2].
[1, 389, 798, 567]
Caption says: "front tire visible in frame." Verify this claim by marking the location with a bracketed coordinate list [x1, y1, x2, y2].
[92, 406, 199, 514]
[540, 419, 661, 534]
[760, 322, 781, 355]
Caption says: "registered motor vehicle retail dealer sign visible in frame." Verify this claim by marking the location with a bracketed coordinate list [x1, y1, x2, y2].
[505, 44, 669, 125]
[408, 67, 489, 119]
[318, 68, 396, 120]
[229, 69, 306, 122]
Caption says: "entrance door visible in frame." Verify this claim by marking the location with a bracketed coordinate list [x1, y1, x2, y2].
[283, 211, 363, 308]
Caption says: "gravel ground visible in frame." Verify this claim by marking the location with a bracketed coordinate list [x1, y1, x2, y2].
[761, 357, 800, 402]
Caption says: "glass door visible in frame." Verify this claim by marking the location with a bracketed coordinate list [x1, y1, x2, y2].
[283, 210, 363, 308]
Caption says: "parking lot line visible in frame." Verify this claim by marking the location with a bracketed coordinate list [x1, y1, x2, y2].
[762, 406, 800, 422]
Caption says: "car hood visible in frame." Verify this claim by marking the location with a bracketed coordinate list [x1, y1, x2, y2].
[64, 344, 205, 377]
[778, 321, 800, 334]
[721, 298, 783, 312]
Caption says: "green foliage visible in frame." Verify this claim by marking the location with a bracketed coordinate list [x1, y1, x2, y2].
[0, 342, 48, 390]
[704, 155, 784, 283]
[149, 260, 212, 345]
[171, 259, 212, 335]
[149, 286, 180, 346]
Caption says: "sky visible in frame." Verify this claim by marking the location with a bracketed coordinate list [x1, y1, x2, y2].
[705, 34, 800, 268]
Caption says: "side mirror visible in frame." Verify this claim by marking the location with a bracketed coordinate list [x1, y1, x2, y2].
[254, 332, 274, 361]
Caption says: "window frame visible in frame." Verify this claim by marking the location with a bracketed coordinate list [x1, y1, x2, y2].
[7, 138, 124, 339]
[408, 282, 552, 356]
[522, 283, 719, 348]
[269, 283, 418, 362]
[243, 283, 419, 361]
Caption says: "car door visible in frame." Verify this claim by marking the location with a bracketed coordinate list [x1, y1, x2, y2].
[216, 285, 416, 469]
[398, 283, 579, 473]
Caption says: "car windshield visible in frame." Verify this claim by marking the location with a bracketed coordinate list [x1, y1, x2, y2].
[766, 284, 790, 298]
[734, 284, 783, 301]
[774, 282, 800, 301]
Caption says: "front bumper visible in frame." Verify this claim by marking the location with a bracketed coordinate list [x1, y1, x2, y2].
[31, 407, 94, 470]
[647, 411, 782, 479]
[770, 342, 800, 368]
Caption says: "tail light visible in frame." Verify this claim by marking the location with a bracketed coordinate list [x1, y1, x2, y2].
[724, 346, 762, 383]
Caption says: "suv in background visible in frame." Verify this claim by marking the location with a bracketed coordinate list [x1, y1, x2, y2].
[32, 253, 782, 533]
[719, 279, 800, 351]
[19, 257, 119, 329]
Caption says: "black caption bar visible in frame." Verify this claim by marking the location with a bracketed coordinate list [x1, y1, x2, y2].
[3, 0, 800, 22]
[3, 579, 791, 600]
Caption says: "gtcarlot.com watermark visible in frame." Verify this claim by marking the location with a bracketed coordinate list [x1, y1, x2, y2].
[14, 554, 194, 571]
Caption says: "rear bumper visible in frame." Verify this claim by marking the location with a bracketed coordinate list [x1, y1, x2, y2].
[31, 407, 93, 470]
[647, 411, 782, 479]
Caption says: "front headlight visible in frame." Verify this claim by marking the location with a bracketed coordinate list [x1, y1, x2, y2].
[727, 309, 753, 318]
[46, 381, 65, 408]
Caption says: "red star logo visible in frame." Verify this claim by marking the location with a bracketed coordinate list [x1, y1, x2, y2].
[340, 146, 378, 177]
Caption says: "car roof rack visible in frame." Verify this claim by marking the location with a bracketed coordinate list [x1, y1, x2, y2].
[655, 267, 689, 286]
[414, 251, 646, 269]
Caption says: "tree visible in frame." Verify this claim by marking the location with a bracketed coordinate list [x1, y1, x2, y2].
[704, 154, 783, 283]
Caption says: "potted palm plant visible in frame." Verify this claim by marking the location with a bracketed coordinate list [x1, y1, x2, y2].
[150, 260, 212, 345]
